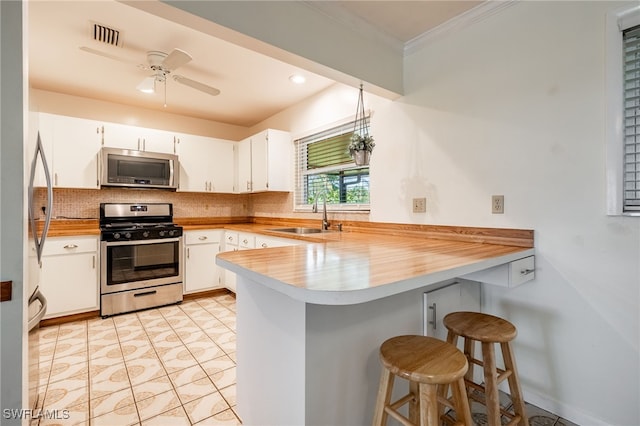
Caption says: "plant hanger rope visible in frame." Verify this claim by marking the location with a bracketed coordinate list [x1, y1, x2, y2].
[353, 83, 369, 138]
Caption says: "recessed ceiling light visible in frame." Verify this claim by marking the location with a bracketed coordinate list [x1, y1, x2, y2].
[289, 74, 306, 84]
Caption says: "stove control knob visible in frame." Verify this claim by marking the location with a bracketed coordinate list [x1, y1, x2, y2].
[143, 231, 150, 238]
[159, 231, 166, 237]
[169, 230, 176, 236]
[113, 233, 121, 240]
[124, 232, 132, 239]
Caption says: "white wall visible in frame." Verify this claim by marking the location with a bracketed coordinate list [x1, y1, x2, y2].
[259, 2, 640, 425]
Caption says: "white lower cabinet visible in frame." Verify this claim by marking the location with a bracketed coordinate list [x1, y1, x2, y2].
[221, 231, 299, 292]
[184, 230, 223, 294]
[40, 236, 98, 318]
[423, 280, 480, 341]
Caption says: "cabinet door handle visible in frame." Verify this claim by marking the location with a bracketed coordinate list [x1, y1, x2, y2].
[187, 247, 190, 259]
[54, 173, 58, 186]
[143, 138, 146, 151]
[92, 255, 95, 269]
[137, 138, 141, 150]
[428, 303, 437, 331]
[199, 236, 208, 241]
[227, 236, 233, 241]
[63, 244, 78, 249]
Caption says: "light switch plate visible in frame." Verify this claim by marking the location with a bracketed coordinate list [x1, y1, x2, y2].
[413, 197, 426, 213]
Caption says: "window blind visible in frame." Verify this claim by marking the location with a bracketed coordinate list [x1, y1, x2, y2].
[624, 25, 640, 212]
[294, 120, 370, 209]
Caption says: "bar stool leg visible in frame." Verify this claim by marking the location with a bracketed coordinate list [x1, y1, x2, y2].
[501, 342, 529, 426]
[463, 337, 475, 408]
[451, 377, 473, 426]
[372, 368, 393, 426]
[419, 383, 439, 426]
[482, 342, 501, 426]
[409, 381, 420, 424]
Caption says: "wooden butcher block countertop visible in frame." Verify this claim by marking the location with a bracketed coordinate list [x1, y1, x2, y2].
[215, 218, 535, 305]
[42, 216, 534, 305]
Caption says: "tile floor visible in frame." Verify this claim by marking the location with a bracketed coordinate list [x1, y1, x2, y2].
[34, 293, 239, 426]
[34, 292, 578, 426]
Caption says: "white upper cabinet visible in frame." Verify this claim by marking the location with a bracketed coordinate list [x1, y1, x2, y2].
[236, 129, 291, 193]
[33, 113, 101, 189]
[51, 114, 102, 189]
[179, 134, 235, 193]
[100, 122, 179, 154]
[236, 137, 253, 193]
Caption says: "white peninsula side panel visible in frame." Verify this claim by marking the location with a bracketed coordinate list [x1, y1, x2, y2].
[235, 275, 429, 425]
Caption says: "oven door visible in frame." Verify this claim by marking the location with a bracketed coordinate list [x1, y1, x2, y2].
[100, 237, 183, 294]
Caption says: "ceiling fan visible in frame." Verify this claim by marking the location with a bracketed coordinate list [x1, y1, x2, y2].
[79, 46, 221, 99]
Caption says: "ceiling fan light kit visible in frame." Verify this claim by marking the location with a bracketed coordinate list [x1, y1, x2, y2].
[136, 76, 156, 93]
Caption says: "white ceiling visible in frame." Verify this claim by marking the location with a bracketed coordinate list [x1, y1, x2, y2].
[28, 1, 482, 128]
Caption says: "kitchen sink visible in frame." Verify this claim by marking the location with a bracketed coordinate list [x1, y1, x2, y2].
[269, 227, 325, 234]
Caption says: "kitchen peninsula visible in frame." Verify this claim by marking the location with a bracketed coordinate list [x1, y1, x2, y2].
[216, 223, 534, 425]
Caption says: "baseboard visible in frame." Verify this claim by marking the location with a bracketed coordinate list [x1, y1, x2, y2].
[183, 288, 233, 301]
[524, 389, 609, 426]
[39, 310, 100, 327]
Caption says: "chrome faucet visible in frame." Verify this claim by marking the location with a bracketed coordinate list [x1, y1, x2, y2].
[313, 194, 330, 231]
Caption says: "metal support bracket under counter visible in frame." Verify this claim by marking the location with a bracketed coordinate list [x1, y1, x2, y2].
[459, 255, 535, 288]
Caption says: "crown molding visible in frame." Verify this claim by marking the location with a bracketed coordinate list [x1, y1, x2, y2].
[404, 0, 518, 56]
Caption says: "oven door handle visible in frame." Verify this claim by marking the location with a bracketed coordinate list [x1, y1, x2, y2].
[102, 237, 182, 247]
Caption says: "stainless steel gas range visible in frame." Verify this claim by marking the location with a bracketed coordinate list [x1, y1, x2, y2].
[99, 203, 183, 317]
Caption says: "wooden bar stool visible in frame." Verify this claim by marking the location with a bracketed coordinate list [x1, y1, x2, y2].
[443, 312, 529, 426]
[372, 335, 473, 426]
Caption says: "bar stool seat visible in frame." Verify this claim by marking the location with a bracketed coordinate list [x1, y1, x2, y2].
[372, 335, 473, 426]
[443, 312, 529, 426]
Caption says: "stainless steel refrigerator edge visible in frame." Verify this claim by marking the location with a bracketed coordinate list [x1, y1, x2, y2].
[26, 129, 51, 412]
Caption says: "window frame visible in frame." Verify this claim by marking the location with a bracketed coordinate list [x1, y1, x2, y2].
[293, 118, 371, 213]
[606, 4, 640, 216]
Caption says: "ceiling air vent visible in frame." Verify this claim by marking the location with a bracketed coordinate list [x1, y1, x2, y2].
[91, 22, 122, 47]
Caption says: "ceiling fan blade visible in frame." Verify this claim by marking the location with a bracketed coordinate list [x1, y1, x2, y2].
[162, 48, 192, 71]
[78, 46, 136, 65]
[173, 75, 220, 96]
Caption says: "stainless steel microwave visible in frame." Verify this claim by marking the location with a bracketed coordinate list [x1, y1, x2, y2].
[100, 147, 179, 190]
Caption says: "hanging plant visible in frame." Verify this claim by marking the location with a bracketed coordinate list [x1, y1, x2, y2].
[349, 83, 374, 165]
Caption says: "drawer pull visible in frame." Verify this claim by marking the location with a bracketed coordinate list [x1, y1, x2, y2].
[242, 239, 248, 244]
[63, 244, 78, 249]
[134, 290, 157, 298]
[520, 268, 535, 276]
[198, 236, 208, 240]
[428, 303, 437, 331]
[261, 243, 268, 248]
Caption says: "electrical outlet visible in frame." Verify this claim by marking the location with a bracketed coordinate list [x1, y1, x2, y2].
[413, 197, 426, 213]
[492, 195, 504, 214]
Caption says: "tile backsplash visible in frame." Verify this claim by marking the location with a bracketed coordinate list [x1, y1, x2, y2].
[34, 188, 369, 222]
[34, 188, 250, 220]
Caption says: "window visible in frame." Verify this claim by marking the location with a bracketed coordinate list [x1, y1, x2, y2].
[294, 120, 370, 211]
[623, 25, 640, 212]
[606, 5, 640, 215]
